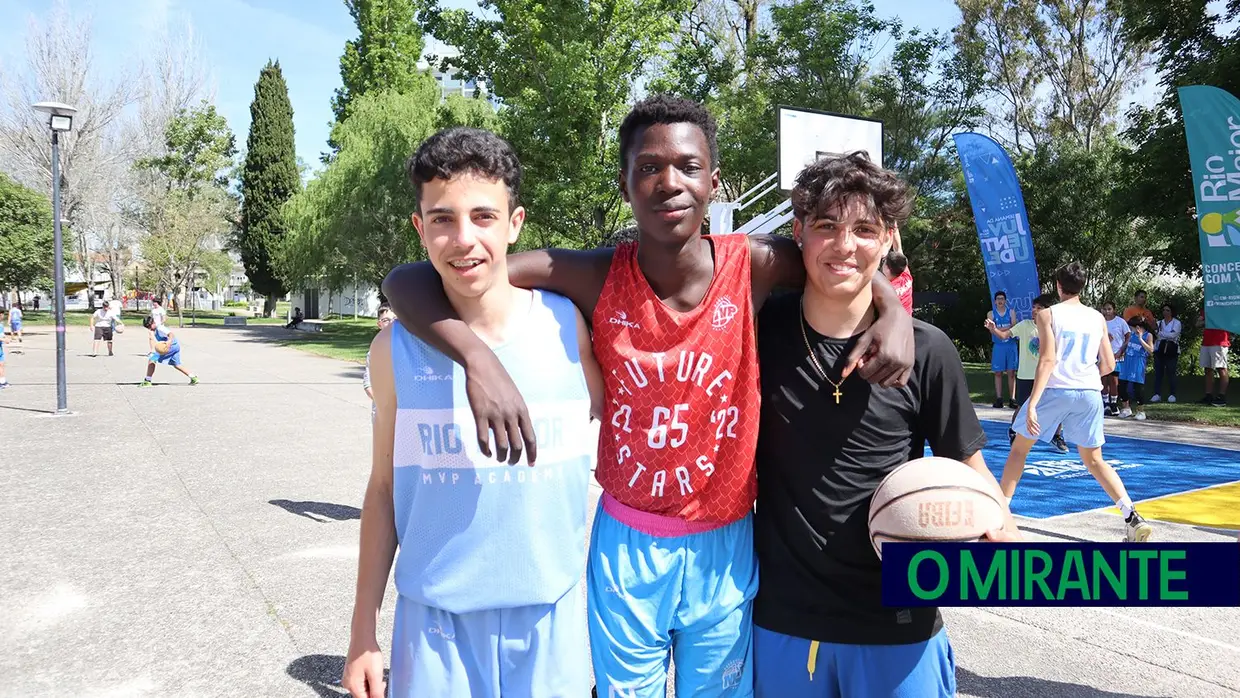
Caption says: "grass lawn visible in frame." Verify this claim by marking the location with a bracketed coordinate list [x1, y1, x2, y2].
[272, 317, 378, 364]
[962, 362, 1240, 428]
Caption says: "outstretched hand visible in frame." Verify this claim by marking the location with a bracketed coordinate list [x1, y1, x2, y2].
[464, 352, 538, 465]
[844, 308, 915, 387]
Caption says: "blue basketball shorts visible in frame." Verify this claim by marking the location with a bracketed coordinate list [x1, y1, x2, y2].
[587, 496, 759, 698]
[1014, 388, 1105, 448]
[991, 342, 1018, 372]
[753, 626, 956, 698]
[149, 348, 182, 366]
[388, 581, 589, 698]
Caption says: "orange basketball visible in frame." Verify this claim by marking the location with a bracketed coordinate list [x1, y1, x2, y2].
[868, 456, 1006, 559]
[154, 341, 171, 355]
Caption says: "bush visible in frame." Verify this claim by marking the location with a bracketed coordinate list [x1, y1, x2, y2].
[223, 300, 246, 308]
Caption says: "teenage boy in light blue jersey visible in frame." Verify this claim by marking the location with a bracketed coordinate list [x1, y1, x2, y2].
[342, 127, 604, 698]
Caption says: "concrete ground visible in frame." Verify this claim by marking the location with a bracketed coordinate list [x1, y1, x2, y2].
[0, 325, 1237, 697]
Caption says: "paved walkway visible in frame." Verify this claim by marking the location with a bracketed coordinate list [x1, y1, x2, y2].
[0, 325, 1236, 697]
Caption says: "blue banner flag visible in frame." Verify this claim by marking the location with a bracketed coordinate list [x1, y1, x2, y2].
[953, 133, 1042, 321]
[1178, 85, 1240, 334]
[882, 542, 1240, 608]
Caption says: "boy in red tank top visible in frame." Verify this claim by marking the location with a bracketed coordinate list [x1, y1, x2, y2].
[382, 96, 914, 697]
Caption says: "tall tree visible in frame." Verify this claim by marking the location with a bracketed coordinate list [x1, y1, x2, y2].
[956, 0, 1151, 153]
[237, 60, 299, 316]
[0, 172, 54, 294]
[423, 0, 689, 249]
[1117, 0, 1240, 275]
[329, 0, 427, 153]
[280, 85, 440, 292]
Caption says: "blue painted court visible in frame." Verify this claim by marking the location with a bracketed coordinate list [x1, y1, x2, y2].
[963, 420, 1240, 519]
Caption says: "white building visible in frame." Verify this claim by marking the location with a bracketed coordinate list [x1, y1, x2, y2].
[294, 282, 383, 320]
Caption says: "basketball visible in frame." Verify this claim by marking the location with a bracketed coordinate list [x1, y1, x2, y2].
[154, 341, 170, 355]
[868, 456, 1006, 559]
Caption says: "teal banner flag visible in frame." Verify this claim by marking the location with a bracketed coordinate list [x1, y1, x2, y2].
[1178, 85, 1240, 333]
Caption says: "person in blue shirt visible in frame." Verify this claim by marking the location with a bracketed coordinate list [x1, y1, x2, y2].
[139, 316, 198, 386]
[985, 291, 1019, 408]
[342, 127, 604, 698]
[1117, 316, 1154, 420]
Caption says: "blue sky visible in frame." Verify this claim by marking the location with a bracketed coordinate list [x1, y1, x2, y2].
[0, 0, 1163, 173]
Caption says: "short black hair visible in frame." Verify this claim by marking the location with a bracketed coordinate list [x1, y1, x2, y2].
[1102, 300, 1115, 309]
[377, 303, 393, 315]
[994, 291, 1006, 300]
[142, 316, 156, 330]
[407, 127, 522, 212]
[1134, 289, 1147, 297]
[618, 94, 718, 172]
[1033, 293, 1057, 309]
[885, 250, 908, 275]
[790, 151, 914, 228]
[1055, 262, 1088, 296]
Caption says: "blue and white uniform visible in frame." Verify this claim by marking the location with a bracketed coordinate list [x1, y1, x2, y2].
[990, 306, 1018, 372]
[8, 307, 21, 333]
[149, 324, 182, 365]
[1014, 302, 1107, 447]
[1119, 329, 1150, 385]
[387, 289, 596, 698]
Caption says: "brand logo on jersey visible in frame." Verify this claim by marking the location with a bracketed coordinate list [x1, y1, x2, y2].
[609, 310, 640, 329]
[721, 659, 744, 689]
[412, 365, 450, 381]
[711, 296, 738, 330]
[428, 621, 456, 640]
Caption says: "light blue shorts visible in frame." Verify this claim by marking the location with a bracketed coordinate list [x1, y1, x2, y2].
[991, 342, 1018, 372]
[1014, 388, 1105, 448]
[587, 499, 759, 698]
[389, 582, 589, 698]
[753, 626, 956, 698]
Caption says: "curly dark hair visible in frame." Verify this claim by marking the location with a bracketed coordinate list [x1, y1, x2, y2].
[790, 151, 914, 228]
[406, 127, 522, 212]
[1055, 261, 1088, 296]
[618, 94, 718, 171]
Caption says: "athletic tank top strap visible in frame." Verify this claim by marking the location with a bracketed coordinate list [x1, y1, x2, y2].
[388, 290, 596, 614]
[992, 307, 1015, 344]
[591, 235, 760, 525]
[1046, 302, 1104, 391]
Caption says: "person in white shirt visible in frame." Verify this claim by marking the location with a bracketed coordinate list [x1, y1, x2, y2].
[150, 299, 167, 327]
[361, 304, 395, 421]
[1149, 303, 1182, 403]
[90, 305, 115, 356]
[1102, 301, 1129, 416]
[1002, 262, 1153, 543]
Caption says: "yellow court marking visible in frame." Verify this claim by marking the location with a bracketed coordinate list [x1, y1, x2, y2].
[1105, 480, 1240, 530]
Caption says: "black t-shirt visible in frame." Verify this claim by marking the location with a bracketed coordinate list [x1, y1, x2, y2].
[753, 291, 987, 645]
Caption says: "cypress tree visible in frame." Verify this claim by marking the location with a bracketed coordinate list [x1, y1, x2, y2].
[238, 60, 299, 316]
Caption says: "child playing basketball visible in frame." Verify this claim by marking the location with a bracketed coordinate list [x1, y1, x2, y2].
[139, 316, 199, 386]
[1003, 262, 1153, 542]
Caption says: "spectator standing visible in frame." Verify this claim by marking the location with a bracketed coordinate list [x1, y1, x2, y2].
[1198, 309, 1230, 407]
[1123, 290, 1157, 329]
[1149, 303, 1181, 403]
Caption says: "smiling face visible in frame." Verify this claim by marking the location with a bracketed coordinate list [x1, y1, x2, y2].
[1103, 302, 1115, 320]
[412, 173, 524, 302]
[793, 195, 891, 303]
[619, 122, 719, 246]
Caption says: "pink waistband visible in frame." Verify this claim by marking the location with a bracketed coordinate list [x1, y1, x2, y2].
[601, 492, 728, 537]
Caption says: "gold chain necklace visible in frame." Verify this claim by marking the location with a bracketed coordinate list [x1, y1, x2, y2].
[799, 296, 845, 404]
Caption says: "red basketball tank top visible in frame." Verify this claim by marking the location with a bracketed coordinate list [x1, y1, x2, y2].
[592, 235, 760, 524]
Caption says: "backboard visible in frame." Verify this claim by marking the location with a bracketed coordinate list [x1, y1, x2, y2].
[778, 106, 884, 191]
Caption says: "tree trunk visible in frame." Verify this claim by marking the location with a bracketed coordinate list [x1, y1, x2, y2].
[263, 295, 277, 317]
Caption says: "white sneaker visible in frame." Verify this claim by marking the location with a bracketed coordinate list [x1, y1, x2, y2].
[1119, 407, 1132, 418]
[1168, 395, 1177, 403]
[1135, 411, 1146, 420]
[1149, 394, 1161, 403]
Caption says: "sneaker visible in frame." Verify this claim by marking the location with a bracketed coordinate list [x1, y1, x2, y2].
[0, 382, 8, 390]
[1007, 400, 1018, 409]
[1198, 395, 1214, 405]
[1149, 394, 1161, 403]
[138, 380, 152, 387]
[1168, 395, 1176, 403]
[1008, 429, 1017, 446]
[992, 398, 1004, 408]
[1134, 411, 1146, 420]
[189, 376, 199, 385]
[1052, 434, 1069, 453]
[1125, 511, 1153, 542]
[1118, 407, 1132, 418]
[1212, 396, 1226, 407]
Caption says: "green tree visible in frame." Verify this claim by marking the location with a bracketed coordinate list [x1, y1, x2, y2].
[280, 85, 439, 292]
[0, 172, 54, 293]
[237, 60, 300, 316]
[423, 0, 689, 249]
[437, 92, 498, 131]
[1117, 0, 1240, 275]
[330, 0, 427, 153]
[137, 100, 237, 192]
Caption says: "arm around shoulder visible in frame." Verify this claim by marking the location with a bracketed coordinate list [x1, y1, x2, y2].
[506, 247, 613, 320]
[573, 306, 605, 421]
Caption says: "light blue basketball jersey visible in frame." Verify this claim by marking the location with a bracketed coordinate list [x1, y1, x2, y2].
[1120, 330, 1150, 383]
[389, 289, 595, 615]
[154, 324, 180, 351]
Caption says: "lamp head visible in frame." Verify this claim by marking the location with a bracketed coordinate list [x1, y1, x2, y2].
[32, 101, 78, 132]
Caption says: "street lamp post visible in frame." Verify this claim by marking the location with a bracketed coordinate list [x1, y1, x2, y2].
[32, 101, 77, 414]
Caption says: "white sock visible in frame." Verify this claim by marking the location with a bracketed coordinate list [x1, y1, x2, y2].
[1117, 497, 1134, 518]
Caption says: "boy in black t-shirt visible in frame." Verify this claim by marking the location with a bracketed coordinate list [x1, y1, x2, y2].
[752, 153, 1018, 698]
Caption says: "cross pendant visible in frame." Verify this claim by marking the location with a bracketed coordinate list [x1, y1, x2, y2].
[833, 386, 842, 404]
